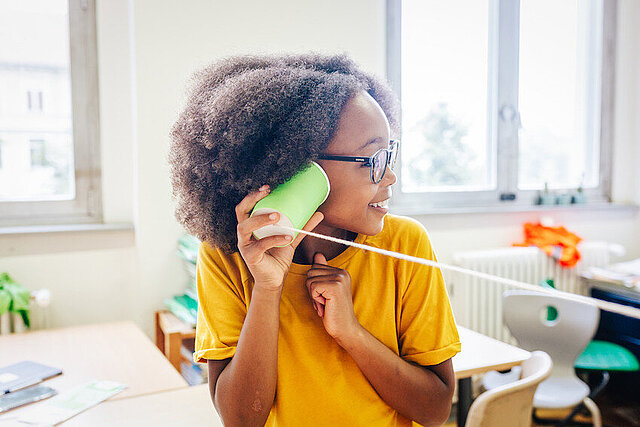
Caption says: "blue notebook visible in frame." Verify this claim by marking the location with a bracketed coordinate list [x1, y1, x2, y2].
[0, 361, 62, 394]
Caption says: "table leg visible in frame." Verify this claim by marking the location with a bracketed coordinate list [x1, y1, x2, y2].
[457, 377, 473, 427]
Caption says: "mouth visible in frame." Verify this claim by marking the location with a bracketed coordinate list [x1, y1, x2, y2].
[368, 198, 389, 213]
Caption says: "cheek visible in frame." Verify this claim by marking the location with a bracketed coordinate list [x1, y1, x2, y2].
[319, 183, 378, 222]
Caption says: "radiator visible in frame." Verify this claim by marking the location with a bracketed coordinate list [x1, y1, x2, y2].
[0, 289, 51, 335]
[449, 242, 623, 344]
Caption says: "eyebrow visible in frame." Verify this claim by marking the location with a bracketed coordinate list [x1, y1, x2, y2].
[358, 136, 385, 151]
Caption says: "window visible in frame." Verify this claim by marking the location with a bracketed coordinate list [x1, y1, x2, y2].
[0, 0, 102, 226]
[387, 0, 614, 211]
[30, 139, 48, 168]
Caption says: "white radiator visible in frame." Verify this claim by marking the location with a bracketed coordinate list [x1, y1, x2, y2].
[450, 242, 623, 344]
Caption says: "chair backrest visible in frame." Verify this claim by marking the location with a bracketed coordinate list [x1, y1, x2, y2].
[465, 351, 553, 427]
[502, 290, 599, 377]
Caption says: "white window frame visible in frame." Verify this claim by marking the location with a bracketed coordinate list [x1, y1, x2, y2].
[386, 0, 615, 213]
[0, 0, 102, 227]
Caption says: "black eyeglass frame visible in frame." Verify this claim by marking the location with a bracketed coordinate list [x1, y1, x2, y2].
[318, 139, 400, 184]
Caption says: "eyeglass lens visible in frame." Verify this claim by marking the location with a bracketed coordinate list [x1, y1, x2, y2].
[372, 150, 389, 183]
[372, 142, 400, 183]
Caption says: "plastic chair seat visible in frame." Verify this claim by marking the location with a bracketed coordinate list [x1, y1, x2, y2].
[534, 376, 590, 409]
[575, 340, 640, 372]
[481, 366, 522, 391]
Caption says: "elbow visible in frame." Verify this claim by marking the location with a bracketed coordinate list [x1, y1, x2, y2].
[414, 403, 452, 427]
[213, 387, 272, 427]
[414, 383, 455, 426]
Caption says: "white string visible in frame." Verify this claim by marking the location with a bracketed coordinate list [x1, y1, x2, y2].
[278, 225, 640, 321]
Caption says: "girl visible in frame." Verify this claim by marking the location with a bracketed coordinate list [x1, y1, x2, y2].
[169, 52, 460, 426]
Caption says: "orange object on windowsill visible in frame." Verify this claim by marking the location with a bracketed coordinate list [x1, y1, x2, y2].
[513, 222, 582, 268]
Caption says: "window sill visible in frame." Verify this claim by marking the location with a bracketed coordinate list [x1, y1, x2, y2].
[390, 202, 639, 217]
[0, 222, 135, 257]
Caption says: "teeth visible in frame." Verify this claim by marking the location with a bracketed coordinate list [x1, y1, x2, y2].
[369, 200, 388, 208]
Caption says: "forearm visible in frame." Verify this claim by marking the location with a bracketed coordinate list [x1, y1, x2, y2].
[215, 285, 282, 426]
[337, 326, 454, 426]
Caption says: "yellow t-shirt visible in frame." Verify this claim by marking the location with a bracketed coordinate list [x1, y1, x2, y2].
[194, 213, 461, 426]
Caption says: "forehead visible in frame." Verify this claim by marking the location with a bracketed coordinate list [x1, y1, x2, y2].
[325, 90, 390, 154]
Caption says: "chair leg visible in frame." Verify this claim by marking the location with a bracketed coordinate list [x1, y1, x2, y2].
[582, 397, 602, 427]
[533, 399, 605, 427]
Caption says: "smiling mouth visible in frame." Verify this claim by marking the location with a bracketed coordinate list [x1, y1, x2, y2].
[368, 199, 389, 209]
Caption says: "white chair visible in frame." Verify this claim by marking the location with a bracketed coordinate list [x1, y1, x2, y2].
[465, 350, 552, 427]
[502, 290, 602, 427]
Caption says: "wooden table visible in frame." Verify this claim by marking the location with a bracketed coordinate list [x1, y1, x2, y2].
[62, 383, 220, 426]
[453, 326, 531, 426]
[0, 322, 528, 426]
[0, 321, 188, 422]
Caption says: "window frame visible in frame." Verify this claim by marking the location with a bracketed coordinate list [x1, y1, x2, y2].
[0, 0, 102, 227]
[386, 0, 616, 212]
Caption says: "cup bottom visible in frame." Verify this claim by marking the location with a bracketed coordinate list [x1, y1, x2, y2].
[251, 208, 295, 245]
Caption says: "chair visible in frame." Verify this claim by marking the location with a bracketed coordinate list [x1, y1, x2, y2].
[502, 290, 602, 427]
[465, 351, 552, 427]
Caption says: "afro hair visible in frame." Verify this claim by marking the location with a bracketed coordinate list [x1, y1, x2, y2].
[168, 52, 400, 254]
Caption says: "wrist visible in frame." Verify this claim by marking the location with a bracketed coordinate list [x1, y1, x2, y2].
[333, 321, 365, 352]
[252, 283, 284, 300]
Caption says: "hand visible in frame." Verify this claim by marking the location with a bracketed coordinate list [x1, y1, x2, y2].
[305, 253, 361, 344]
[236, 185, 324, 291]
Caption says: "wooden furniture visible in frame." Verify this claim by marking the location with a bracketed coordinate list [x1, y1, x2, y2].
[453, 326, 531, 427]
[465, 351, 552, 427]
[154, 310, 195, 371]
[64, 384, 221, 426]
[0, 321, 188, 423]
[0, 319, 528, 426]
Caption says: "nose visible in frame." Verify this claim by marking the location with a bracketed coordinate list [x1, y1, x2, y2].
[382, 166, 397, 186]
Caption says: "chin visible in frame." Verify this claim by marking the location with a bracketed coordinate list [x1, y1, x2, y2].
[359, 216, 386, 236]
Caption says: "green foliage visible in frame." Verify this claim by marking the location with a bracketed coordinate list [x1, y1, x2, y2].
[407, 103, 477, 186]
[0, 272, 31, 328]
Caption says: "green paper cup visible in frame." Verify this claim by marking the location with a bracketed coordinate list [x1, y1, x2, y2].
[250, 161, 330, 246]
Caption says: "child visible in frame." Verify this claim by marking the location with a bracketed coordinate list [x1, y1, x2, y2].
[169, 52, 461, 426]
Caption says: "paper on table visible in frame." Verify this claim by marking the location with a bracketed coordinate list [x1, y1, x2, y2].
[608, 258, 640, 276]
[17, 380, 127, 425]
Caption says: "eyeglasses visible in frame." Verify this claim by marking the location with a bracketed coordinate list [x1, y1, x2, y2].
[318, 140, 400, 184]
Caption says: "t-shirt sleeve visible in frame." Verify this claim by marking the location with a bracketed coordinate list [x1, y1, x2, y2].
[193, 242, 248, 364]
[398, 221, 461, 366]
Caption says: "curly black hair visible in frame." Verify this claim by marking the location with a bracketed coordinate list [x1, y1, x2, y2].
[168, 52, 400, 254]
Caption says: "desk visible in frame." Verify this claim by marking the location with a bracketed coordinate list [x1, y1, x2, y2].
[71, 326, 529, 427]
[64, 384, 220, 426]
[0, 323, 527, 426]
[0, 321, 188, 422]
[453, 326, 531, 427]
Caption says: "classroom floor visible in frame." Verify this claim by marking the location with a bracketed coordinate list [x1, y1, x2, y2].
[444, 372, 640, 427]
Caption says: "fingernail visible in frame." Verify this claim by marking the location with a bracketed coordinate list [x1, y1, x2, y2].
[284, 235, 292, 241]
[269, 213, 278, 220]
[259, 185, 269, 192]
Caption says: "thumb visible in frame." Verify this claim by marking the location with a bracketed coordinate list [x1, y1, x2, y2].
[313, 252, 328, 265]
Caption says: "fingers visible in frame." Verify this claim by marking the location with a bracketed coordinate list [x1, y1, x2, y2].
[254, 233, 293, 253]
[237, 211, 280, 246]
[290, 211, 324, 250]
[306, 269, 343, 279]
[235, 185, 270, 224]
[309, 283, 327, 317]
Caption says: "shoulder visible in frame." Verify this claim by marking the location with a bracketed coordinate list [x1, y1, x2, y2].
[198, 241, 251, 284]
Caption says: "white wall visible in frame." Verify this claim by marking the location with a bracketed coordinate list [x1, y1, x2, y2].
[0, 0, 638, 338]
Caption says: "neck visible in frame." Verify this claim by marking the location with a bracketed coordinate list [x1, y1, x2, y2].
[292, 222, 357, 265]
